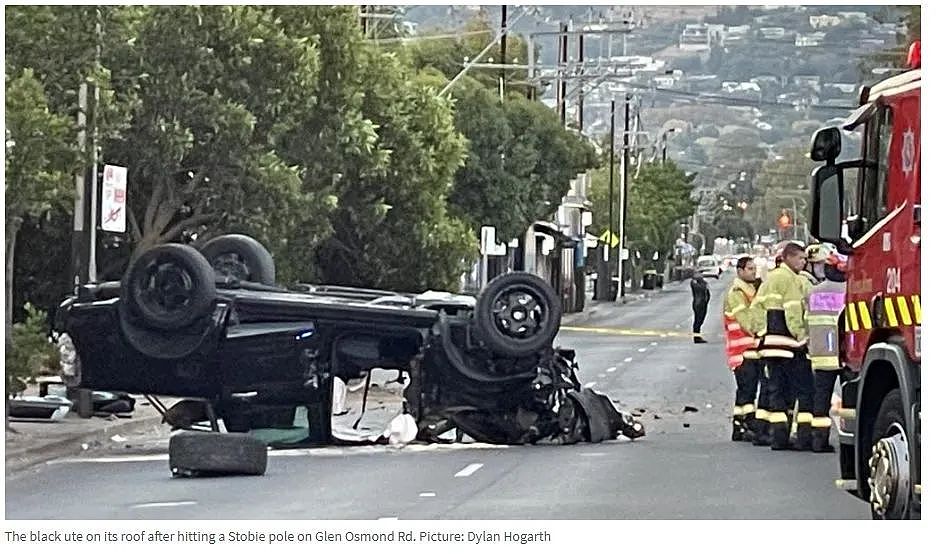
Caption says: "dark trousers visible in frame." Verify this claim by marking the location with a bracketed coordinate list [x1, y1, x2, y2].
[812, 370, 840, 424]
[765, 350, 814, 448]
[752, 360, 771, 443]
[692, 304, 707, 334]
[734, 358, 759, 408]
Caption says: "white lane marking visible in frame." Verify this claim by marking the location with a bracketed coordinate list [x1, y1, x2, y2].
[132, 501, 197, 509]
[584, 382, 597, 388]
[378, 517, 399, 521]
[579, 452, 607, 457]
[454, 463, 484, 477]
[606, 366, 618, 373]
[624, 357, 633, 363]
[419, 492, 436, 498]
[48, 442, 511, 465]
[638, 348, 647, 353]
[650, 342, 658, 346]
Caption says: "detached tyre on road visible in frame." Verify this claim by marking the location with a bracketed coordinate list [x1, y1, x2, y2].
[200, 234, 276, 285]
[169, 431, 268, 477]
[475, 272, 562, 357]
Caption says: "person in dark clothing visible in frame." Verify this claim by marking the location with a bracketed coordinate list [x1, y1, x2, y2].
[690, 271, 711, 343]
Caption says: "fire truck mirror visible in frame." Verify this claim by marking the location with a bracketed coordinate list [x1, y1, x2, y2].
[810, 126, 841, 162]
[811, 164, 844, 244]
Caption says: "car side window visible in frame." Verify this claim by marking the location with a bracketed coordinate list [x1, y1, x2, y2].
[858, 106, 893, 232]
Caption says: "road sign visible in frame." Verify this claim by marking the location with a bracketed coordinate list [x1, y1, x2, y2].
[101, 165, 127, 233]
[480, 226, 498, 255]
[598, 229, 619, 248]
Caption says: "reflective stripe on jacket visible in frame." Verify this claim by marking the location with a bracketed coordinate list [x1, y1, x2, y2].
[723, 278, 759, 369]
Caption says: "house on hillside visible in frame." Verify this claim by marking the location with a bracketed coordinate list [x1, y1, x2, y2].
[759, 27, 787, 40]
[809, 15, 841, 28]
[795, 32, 826, 47]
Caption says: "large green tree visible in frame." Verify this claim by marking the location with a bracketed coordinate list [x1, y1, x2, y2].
[447, 78, 597, 242]
[587, 160, 697, 275]
[4, 69, 77, 352]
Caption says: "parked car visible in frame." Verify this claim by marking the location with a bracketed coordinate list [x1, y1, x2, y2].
[55, 235, 643, 476]
[696, 255, 722, 279]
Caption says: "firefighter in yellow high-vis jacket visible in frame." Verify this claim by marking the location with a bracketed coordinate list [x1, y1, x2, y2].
[749, 242, 813, 451]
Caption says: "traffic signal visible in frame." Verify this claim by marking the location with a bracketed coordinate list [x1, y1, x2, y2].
[778, 209, 792, 229]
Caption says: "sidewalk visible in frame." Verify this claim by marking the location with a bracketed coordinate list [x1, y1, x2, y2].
[562, 279, 680, 327]
[5, 390, 164, 475]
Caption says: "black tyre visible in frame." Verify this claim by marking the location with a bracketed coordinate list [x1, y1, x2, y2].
[200, 234, 275, 285]
[475, 272, 561, 357]
[121, 244, 216, 331]
[868, 389, 915, 519]
[169, 431, 267, 477]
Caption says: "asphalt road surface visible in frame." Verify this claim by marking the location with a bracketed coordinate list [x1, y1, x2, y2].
[5, 275, 869, 519]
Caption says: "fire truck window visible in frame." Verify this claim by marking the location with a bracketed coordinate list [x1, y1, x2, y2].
[859, 107, 893, 231]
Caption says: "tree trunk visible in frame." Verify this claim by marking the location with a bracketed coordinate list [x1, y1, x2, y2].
[5, 220, 20, 432]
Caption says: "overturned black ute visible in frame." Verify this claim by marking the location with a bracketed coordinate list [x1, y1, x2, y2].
[56, 235, 641, 473]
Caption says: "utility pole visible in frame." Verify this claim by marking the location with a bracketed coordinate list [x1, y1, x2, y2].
[500, 5, 507, 101]
[604, 98, 615, 301]
[360, 5, 369, 37]
[556, 22, 568, 125]
[577, 31, 585, 131]
[70, 82, 91, 290]
[617, 94, 631, 301]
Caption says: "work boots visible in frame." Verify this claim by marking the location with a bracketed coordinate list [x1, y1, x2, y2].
[812, 427, 834, 453]
[792, 422, 813, 451]
[741, 413, 757, 442]
[770, 421, 791, 450]
[731, 415, 746, 442]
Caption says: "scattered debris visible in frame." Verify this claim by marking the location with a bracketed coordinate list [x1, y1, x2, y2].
[676, 366, 688, 373]
[653, 414, 662, 420]
[683, 423, 690, 428]
[683, 405, 699, 413]
[110, 434, 128, 443]
[705, 403, 713, 409]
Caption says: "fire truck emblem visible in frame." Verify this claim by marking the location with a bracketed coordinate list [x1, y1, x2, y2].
[902, 128, 915, 176]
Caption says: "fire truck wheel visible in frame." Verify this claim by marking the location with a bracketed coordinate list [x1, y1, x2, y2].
[475, 272, 561, 357]
[169, 431, 267, 477]
[200, 234, 276, 285]
[868, 389, 914, 520]
[121, 244, 217, 331]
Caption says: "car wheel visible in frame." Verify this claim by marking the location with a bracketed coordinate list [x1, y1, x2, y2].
[200, 234, 275, 285]
[121, 244, 216, 331]
[169, 431, 267, 477]
[475, 272, 561, 357]
[868, 389, 914, 519]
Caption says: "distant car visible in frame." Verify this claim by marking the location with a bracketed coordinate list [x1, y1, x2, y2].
[696, 255, 722, 279]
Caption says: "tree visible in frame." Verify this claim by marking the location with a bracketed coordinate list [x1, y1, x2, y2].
[99, 6, 326, 273]
[749, 145, 814, 235]
[5, 69, 77, 358]
[587, 160, 697, 261]
[448, 78, 597, 243]
[313, 47, 474, 291]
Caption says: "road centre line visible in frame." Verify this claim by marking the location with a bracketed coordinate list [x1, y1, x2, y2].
[419, 492, 436, 498]
[561, 325, 694, 338]
[637, 348, 647, 353]
[624, 357, 633, 363]
[132, 501, 197, 509]
[584, 382, 597, 388]
[606, 366, 618, 373]
[48, 442, 511, 465]
[454, 463, 484, 477]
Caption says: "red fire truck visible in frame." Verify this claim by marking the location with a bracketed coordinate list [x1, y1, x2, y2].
[808, 41, 921, 519]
